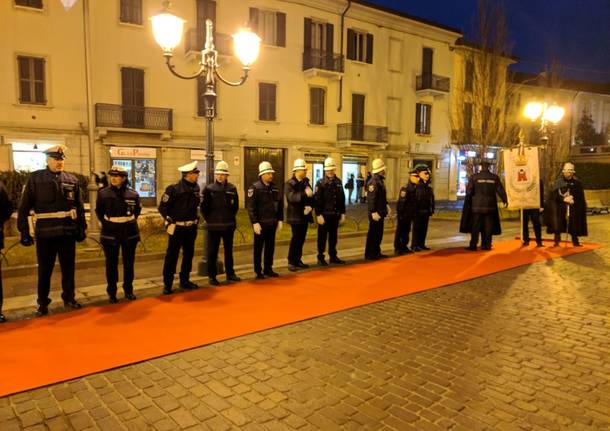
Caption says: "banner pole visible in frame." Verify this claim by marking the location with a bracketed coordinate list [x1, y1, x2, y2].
[520, 207, 524, 244]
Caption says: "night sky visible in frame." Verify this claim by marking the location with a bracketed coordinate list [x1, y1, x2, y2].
[366, 0, 610, 83]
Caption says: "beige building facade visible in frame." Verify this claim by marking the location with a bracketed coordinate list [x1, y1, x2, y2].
[1, 0, 462, 204]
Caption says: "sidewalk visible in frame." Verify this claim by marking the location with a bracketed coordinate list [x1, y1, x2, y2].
[1, 218, 525, 320]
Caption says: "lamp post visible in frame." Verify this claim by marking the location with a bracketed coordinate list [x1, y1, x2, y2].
[60, 0, 99, 235]
[523, 101, 565, 143]
[150, 1, 261, 276]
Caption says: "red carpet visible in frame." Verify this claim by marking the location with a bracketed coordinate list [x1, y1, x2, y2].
[0, 239, 600, 397]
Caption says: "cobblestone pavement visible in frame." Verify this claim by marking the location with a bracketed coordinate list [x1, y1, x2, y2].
[1, 216, 609, 430]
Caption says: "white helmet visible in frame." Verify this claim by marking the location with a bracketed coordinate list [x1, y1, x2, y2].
[323, 157, 336, 171]
[214, 160, 230, 175]
[562, 162, 575, 173]
[292, 158, 307, 172]
[258, 161, 275, 176]
[372, 158, 386, 174]
[178, 161, 200, 173]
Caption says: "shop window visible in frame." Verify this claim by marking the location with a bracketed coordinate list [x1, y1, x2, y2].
[11, 143, 53, 171]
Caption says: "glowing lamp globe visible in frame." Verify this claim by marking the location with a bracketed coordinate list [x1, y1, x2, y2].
[524, 102, 543, 121]
[543, 104, 565, 124]
[233, 28, 261, 67]
[150, 8, 185, 54]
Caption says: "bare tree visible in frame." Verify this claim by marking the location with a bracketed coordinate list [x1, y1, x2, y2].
[451, 0, 517, 175]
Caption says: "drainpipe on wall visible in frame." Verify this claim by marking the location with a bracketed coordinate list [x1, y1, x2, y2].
[338, 0, 351, 112]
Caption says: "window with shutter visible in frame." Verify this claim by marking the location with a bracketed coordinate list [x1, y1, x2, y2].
[254, 9, 286, 47]
[465, 60, 474, 92]
[416, 103, 431, 135]
[120, 0, 142, 25]
[346, 29, 373, 63]
[15, 0, 43, 9]
[17, 56, 46, 105]
[309, 87, 325, 125]
[259, 83, 277, 121]
[121, 67, 145, 128]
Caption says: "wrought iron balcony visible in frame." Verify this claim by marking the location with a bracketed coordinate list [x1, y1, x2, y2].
[185, 28, 232, 57]
[337, 123, 388, 145]
[95, 103, 173, 131]
[303, 49, 344, 79]
[416, 74, 450, 94]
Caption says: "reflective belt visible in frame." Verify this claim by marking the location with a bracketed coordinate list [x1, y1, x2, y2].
[104, 215, 135, 223]
[175, 220, 198, 226]
[34, 209, 77, 220]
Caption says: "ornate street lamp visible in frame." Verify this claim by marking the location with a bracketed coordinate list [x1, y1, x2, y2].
[523, 101, 565, 142]
[151, 1, 261, 276]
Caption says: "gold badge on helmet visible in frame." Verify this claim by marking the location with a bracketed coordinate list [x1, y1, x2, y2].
[368, 184, 375, 192]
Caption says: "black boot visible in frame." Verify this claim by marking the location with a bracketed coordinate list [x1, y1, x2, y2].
[208, 277, 220, 286]
[36, 305, 49, 317]
[108, 295, 118, 304]
[64, 300, 82, 309]
[0, 313, 6, 323]
[180, 280, 199, 290]
[227, 274, 241, 282]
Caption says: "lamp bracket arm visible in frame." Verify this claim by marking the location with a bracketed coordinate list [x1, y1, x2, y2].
[164, 55, 205, 80]
[215, 68, 250, 87]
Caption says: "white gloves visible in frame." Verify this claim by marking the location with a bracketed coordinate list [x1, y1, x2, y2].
[372, 212, 381, 222]
[277, 221, 283, 232]
[386, 204, 392, 217]
[304, 206, 313, 215]
[305, 187, 313, 197]
[340, 214, 346, 225]
[563, 195, 574, 205]
[317, 215, 325, 225]
[253, 223, 262, 235]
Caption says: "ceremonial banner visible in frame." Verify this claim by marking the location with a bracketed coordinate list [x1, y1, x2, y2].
[503, 146, 540, 209]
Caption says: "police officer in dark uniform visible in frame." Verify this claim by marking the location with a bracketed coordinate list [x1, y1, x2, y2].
[17, 145, 87, 316]
[314, 157, 346, 266]
[394, 169, 419, 255]
[365, 158, 389, 260]
[411, 164, 435, 252]
[461, 161, 508, 251]
[159, 161, 201, 294]
[285, 158, 314, 272]
[0, 179, 14, 323]
[247, 161, 284, 279]
[200, 161, 241, 285]
[95, 165, 142, 303]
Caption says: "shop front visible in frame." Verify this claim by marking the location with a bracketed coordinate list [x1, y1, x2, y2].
[110, 146, 157, 206]
[456, 149, 497, 197]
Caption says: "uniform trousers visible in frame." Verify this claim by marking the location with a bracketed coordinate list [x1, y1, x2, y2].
[470, 212, 494, 249]
[103, 240, 137, 297]
[253, 224, 276, 275]
[317, 214, 340, 260]
[288, 224, 308, 265]
[412, 214, 430, 248]
[163, 225, 197, 287]
[208, 229, 235, 278]
[394, 216, 413, 252]
[523, 209, 542, 243]
[365, 218, 385, 258]
[36, 236, 76, 306]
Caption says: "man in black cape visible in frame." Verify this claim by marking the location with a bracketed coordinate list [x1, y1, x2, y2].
[544, 162, 587, 247]
[460, 161, 507, 251]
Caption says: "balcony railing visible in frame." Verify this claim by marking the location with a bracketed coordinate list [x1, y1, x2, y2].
[416, 74, 450, 93]
[337, 124, 388, 144]
[303, 49, 344, 73]
[185, 28, 232, 56]
[95, 103, 173, 131]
